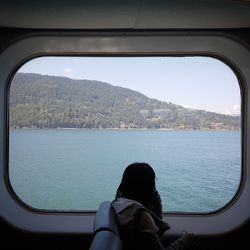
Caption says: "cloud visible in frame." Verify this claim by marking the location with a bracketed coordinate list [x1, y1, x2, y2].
[63, 67, 73, 76]
[63, 68, 73, 74]
[233, 104, 240, 113]
[183, 103, 241, 115]
[222, 104, 241, 115]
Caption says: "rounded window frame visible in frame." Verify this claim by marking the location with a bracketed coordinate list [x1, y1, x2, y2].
[0, 32, 249, 235]
[7, 54, 243, 215]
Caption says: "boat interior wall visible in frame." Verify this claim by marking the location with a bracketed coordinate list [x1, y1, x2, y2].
[0, 1, 250, 249]
[0, 1, 250, 30]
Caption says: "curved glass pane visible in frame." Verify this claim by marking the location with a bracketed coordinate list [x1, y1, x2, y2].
[9, 56, 241, 212]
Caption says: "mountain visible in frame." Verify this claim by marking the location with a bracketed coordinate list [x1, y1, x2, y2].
[9, 73, 240, 130]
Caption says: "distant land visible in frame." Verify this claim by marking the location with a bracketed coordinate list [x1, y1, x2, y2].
[9, 73, 240, 130]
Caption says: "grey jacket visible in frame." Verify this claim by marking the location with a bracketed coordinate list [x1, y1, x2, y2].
[112, 197, 196, 250]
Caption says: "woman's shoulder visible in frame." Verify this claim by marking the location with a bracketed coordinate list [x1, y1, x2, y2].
[112, 197, 145, 214]
[112, 198, 159, 233]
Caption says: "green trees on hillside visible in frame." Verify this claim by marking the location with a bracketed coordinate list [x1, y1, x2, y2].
[9, 73, 240, 130]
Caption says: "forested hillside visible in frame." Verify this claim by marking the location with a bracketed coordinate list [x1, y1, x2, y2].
[9, 73, 240, 130]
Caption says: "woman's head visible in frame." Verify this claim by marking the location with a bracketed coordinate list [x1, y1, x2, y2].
[116, 162, 156, 207]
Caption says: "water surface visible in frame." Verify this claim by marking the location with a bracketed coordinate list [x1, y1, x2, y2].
[9, 129, 241, 212]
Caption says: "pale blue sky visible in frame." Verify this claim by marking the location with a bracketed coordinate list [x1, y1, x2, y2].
[18, 56, 241, 115]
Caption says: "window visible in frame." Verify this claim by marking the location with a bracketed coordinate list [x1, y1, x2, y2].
[9, 56, 241, 213]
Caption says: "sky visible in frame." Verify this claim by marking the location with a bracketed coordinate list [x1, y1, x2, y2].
[18, 56, 241, 115]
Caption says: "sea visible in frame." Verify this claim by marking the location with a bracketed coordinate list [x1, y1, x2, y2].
[9, 129, 241, 213]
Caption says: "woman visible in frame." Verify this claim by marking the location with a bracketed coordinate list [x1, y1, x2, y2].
[112, 163, 197, 250]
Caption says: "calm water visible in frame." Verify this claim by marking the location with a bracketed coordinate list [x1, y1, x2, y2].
[9, 129, 241, 213]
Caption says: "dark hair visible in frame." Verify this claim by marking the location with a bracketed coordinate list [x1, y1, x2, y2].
[115, 163, 156, 207]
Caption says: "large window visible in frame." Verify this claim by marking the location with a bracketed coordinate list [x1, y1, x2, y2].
[9, 56, 241, 213]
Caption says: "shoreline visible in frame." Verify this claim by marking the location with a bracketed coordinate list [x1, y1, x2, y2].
[9, 127, 240, 132]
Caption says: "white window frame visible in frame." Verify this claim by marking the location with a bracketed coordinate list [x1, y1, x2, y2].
[0, 34, 248, 235]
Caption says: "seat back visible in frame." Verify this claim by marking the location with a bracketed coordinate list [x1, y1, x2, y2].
[89, 231, 122, 250]
[89, 201, 123, 250]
